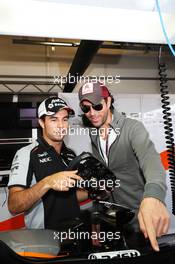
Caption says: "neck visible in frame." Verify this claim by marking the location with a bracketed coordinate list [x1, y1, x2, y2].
[99, 111, 112, 139]
[43, 135, 62, 154]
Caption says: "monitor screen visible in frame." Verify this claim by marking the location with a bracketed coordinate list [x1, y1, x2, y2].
[19, 107, 38, 128]
[0, 103, 39, 129]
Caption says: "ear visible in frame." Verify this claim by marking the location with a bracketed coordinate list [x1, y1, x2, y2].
[106, 97, 112, 109]
[38, 118, 45, 129]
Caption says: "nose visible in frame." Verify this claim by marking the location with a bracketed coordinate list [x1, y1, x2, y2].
[56, 121, 67, 136]
[89, 106, 96, 116]
[56, 120, 63, 128]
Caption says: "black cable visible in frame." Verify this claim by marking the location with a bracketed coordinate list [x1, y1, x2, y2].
[158, 46, 175, 215]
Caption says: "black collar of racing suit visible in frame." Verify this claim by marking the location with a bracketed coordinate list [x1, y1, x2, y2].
[37, 136, 68, 156]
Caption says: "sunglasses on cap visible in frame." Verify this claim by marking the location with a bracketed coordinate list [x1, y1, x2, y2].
[80, 103, 104, 113]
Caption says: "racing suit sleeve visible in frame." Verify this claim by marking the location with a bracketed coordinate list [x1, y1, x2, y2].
[8, 146, 32, 188]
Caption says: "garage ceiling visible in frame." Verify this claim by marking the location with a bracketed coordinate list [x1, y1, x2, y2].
[0, 34, 174, 94]
[0, 0, 174, 93]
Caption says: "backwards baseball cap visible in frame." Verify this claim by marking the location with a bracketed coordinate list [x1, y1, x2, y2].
[79, 82, 110, 105]
[38, 97, 75, 118]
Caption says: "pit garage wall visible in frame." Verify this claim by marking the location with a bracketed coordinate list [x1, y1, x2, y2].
[0, 93, 175, 233]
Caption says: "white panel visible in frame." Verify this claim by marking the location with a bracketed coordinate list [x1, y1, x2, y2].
[0, 188, 13, 222]
[31, 0, 175, 13]
[0, 0, 175, 43]
[114, 94, 141, 118]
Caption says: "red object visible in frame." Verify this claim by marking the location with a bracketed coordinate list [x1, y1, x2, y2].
[0, 214, 25, 231]
[160, 150, 169, 171]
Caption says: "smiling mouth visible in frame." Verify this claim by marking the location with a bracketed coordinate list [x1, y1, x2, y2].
[91, 118, 99, 123]
[54, 129, 67, 136]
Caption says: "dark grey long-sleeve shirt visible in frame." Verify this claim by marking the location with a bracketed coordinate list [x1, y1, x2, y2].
[89, 110, 167, 229]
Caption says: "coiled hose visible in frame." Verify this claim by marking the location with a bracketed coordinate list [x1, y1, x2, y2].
[158, 46, 175, 214]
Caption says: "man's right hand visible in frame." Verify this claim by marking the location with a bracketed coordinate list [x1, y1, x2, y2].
[46, 170, 81, 191]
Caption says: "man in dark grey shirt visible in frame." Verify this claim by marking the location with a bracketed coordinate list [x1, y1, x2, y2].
[78, 81, 170, 252]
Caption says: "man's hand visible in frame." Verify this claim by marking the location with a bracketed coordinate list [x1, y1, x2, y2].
[138, 197, 170, 251]
[8, 170, 81, 214]
[46, 170, 81, 191]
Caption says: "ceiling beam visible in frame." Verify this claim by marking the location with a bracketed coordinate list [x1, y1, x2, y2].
[63, 40, 102, 92]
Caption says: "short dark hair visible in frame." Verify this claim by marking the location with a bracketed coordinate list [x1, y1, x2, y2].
[38, 115, 46, 135]
[104, 94, 114, 112]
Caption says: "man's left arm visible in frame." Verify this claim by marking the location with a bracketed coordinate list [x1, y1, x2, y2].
[130, 121, 170, 251]
[138, 197, 170, 251]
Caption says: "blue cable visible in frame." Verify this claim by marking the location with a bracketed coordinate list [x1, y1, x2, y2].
[156, 0, 175, 56]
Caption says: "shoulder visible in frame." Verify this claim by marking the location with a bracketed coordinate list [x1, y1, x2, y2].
[18, 140, 38, 153]
[112, 110, 143, 131]
[124, 118, 145, 130]
[14, 141, 39, 160]
[120, 118, 148, 141]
